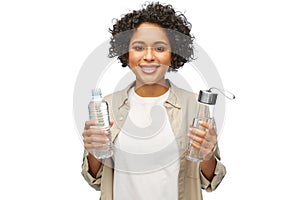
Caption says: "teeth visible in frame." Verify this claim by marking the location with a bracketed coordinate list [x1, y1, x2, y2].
[143, 67, 155, 73]
[140, 66, 158, 73]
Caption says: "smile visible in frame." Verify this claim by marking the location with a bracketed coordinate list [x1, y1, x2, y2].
[139, 65, 159, 74]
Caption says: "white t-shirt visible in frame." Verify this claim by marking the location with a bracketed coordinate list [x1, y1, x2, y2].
[113, 88, 180, 200]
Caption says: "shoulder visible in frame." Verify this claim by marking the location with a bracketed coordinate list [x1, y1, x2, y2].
[103, 90, 122, 103]
[169, 81, 198, 103]
[103, 82, 134, 105]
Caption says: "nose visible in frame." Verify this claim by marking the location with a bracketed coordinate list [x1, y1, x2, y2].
[143, 47, 155, 61]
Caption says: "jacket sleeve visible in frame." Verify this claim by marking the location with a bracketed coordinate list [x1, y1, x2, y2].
[199, 146, 226, 192]
[81, 149, 103, 191]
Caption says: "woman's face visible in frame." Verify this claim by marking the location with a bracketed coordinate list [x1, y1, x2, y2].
[128, 23, 171, 87]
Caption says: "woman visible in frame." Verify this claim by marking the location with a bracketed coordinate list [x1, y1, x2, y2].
[82, 2, 226, 200]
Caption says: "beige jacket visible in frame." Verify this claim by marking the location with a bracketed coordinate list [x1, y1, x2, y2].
[82, 80, 226, 200]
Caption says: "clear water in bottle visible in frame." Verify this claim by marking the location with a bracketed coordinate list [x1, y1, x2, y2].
[88, 89, 113, 159]
[186, 89, 217, 162]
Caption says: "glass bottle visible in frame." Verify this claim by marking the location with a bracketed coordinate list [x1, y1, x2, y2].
[186, 89, 218, 162]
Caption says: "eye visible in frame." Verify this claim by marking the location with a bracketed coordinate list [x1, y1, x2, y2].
[132, 45, 145, 51]
[154, 46, 166, 52]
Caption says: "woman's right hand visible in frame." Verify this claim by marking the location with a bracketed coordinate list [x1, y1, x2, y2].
[82, 120, 111, 154]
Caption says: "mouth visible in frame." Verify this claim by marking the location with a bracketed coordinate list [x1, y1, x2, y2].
[139, 65, 159, 74]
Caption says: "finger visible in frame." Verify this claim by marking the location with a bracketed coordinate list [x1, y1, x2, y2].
[188, 133, 204, 144]
[83, 129, 109, 137]
[84, 143, 107, 150]
[89, 129, 109, 136]
[190, 141, 201, 151]
[84, 120, 98, 130]
[83, 135, 109, 144]
[198, 121, 210, 129]
[82, 129, 89, 137]
[189, 127, 207, 138]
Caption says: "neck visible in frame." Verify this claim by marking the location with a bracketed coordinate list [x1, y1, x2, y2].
[135, 82, 169, 97]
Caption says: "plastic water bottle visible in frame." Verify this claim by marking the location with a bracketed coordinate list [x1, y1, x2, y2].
[88, 89, 113, 159]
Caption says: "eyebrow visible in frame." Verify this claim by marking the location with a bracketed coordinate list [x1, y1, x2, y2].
[130, 40, 169, 46]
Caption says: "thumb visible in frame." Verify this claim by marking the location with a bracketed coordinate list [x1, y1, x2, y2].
[110, 121, 114, 127]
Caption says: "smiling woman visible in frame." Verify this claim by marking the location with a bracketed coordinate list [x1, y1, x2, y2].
[81, 2, 226, 200]
[128, 23, 171, 96]
[108, 2, 194, 70]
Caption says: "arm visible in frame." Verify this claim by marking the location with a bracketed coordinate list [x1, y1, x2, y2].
[81, 120, 109, 190]
[199, 146, 226, 192]
[189, 120, 217, 180]
[87, 153, 102, 178]
[189, 121, 226, 191]
[200, 155, 216, 181]
[81, 150, 103, 190]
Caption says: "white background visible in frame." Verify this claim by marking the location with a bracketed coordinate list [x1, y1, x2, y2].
[1, 0, 299, 199]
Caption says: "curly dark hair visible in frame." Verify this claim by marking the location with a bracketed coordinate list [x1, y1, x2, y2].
[108, 2, 194, 71]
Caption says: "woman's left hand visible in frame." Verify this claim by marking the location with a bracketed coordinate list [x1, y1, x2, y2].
[188, 121, 217, 161]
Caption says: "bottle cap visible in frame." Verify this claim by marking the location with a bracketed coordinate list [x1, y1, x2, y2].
[198, 90, 218, 105]
[92, 88, 102, 97]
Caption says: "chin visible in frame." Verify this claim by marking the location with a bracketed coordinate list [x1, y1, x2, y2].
[140, 80, 157, 85]
[140, 78, 167, 86]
